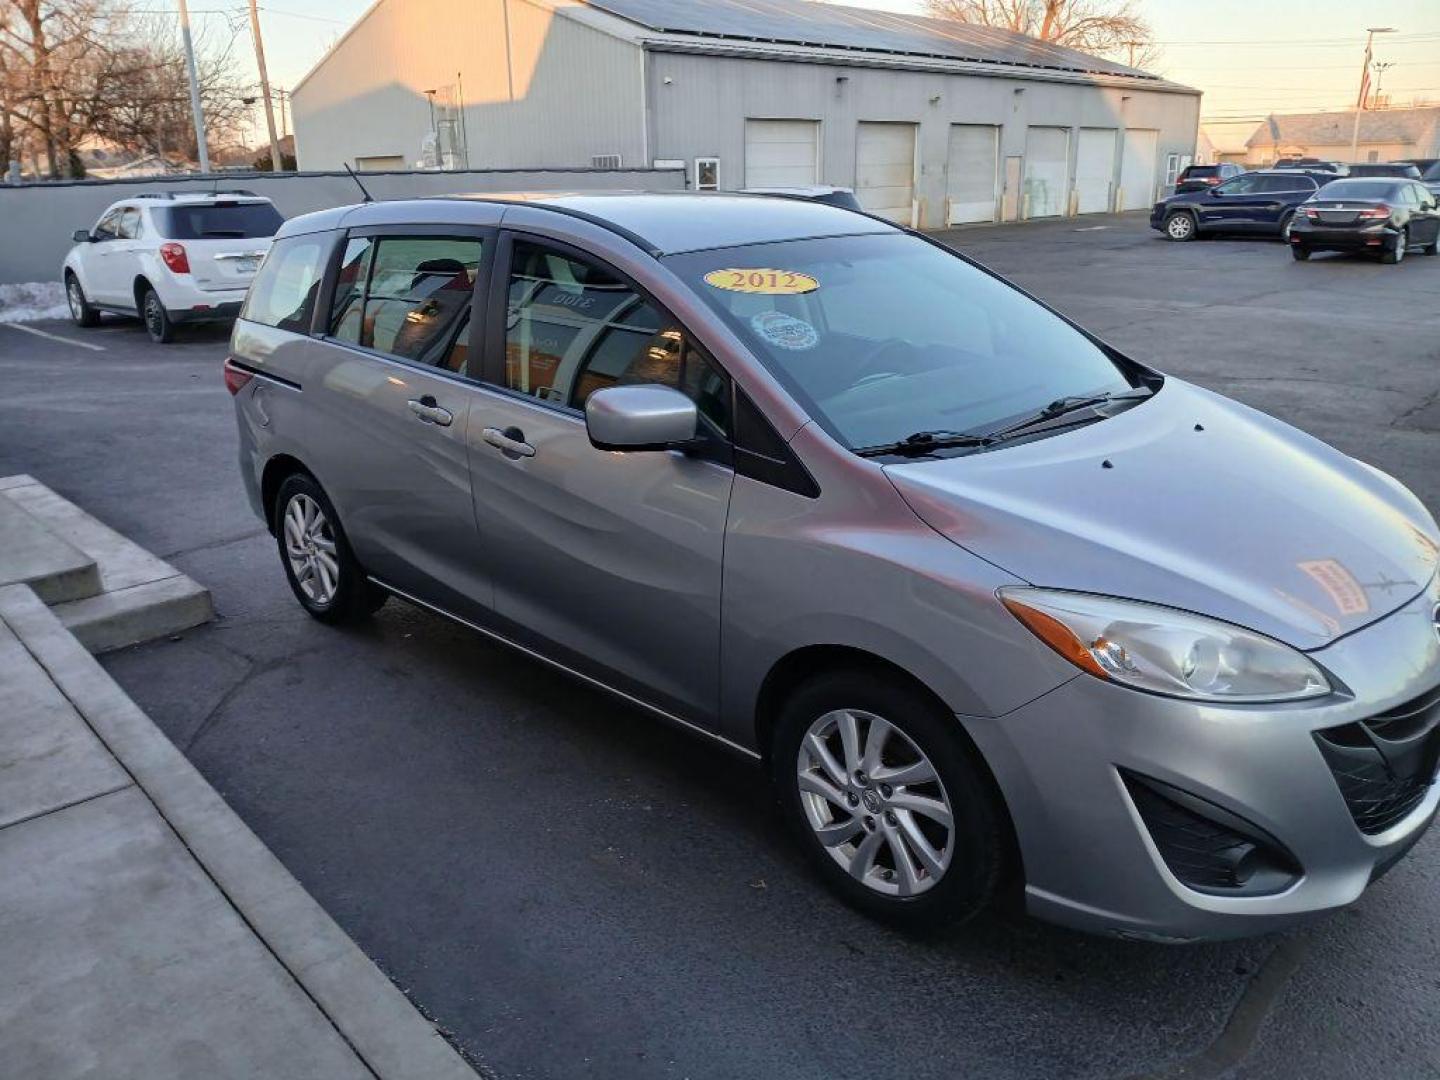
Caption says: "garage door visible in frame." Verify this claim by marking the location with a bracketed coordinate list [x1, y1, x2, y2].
[1074, 129, 1117, 215]
[855, 122, 917, 225]
[1023, 126, 1069, 218]
[945, 124, 999, 225]
[1120, 129, 1159, 210]
[744, 120, 819, 188]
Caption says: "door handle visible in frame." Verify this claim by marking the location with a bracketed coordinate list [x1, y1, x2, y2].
[407, 396, 453, 427]
[482, 425, 535, 459]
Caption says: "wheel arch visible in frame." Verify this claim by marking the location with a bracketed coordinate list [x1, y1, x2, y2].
[132, 275, 154, 311]
[260, 453, 316, 534]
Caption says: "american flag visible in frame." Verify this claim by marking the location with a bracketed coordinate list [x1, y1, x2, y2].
[1356, 41, 1373, 108]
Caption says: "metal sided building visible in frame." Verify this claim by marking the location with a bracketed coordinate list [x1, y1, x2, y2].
[291, 0, 1201, 229]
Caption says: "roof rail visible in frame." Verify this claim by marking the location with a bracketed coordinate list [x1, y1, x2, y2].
[128, 189, 264, 200]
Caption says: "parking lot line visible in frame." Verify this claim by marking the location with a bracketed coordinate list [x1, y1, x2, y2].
[1, 323, 106, 352]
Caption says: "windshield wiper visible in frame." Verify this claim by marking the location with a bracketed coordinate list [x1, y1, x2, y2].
[983, 386, 1154, 444]
[856, 429, 994, 458]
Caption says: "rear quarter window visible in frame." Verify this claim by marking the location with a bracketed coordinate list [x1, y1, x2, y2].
[240, 234, 328, 334]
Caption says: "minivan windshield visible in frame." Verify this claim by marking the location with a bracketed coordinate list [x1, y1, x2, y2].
[668, 233, 1137, 452]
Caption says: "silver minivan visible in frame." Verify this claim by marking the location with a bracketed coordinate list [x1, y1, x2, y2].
[227, 193, 1440, 942]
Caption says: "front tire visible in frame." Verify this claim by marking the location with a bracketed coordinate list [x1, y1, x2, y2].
[771, 670, 1008, 933]
[1164, 211, 1197, 242]
[1382, 228, 1407, 265]
[141, 286, 175, 343]
[273, 473, 387, 624]
[66, 273, 100, 327]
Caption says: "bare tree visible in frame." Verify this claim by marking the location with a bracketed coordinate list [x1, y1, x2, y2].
[0, 0, 251, 178]
[924, 0, 1157, 68]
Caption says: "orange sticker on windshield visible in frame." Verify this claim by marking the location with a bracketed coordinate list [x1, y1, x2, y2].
[703, 268, 819, 295]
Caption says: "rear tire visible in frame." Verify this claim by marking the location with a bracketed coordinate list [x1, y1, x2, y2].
[1290, 244, 1311, 261]
[141, 286, 175, 343]
[65, 273, 100, 327]
[771, 669, 1009, 934]
[273, 473, 387, 624]
[1279, 211, 1295, 242]
[1423, 230, 1439, 256]
[1381, 228, 1407, 265]
[1164, 212, 1197, 242]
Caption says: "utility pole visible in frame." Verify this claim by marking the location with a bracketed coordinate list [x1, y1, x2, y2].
[177, 0, 210, 172]
[1349, 27, 1395, 163]
[1124, 40, 1140, 68]
[246, 0, 284, 171]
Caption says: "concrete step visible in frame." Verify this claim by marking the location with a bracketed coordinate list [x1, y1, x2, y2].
[0, 496, 101, 604]
[0, 475, 212, 653]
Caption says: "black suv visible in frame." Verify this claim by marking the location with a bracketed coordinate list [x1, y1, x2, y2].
[1150, 170, 1333, 242]
[1174, 163, 1245, 193]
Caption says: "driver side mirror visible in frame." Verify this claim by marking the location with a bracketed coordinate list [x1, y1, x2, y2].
[72, 228, 93, 243]
[585, 384, 698, 452]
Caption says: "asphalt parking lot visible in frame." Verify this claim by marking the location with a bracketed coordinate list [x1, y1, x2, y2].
[2, 211, 1438, 1080]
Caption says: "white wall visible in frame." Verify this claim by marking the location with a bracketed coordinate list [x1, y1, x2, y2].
[291, 0, 646, 172]
[646, 51, 1200, 229]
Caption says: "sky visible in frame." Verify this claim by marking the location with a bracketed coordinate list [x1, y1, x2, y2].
[182, 0, 1440, 141]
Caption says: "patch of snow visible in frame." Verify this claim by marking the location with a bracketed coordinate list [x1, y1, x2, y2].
[0, 281, 70, 323]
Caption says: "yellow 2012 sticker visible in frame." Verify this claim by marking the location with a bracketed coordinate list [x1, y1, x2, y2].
[703, 268, 819, 295]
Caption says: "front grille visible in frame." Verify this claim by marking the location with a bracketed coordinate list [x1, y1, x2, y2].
[1316, 686, 1440, 835]
[1122, 773, 1300, 895]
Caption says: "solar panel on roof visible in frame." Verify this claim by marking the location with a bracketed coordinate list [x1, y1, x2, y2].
[582, 0, 1154, 79]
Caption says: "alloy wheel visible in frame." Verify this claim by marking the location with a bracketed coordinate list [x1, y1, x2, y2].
[1280, 213, 1293, 241]
[1166, 214, 1193, 241]
[283, 493, 340, 606]
[67, 280, 84, 319]
[796, 708, 954, 897]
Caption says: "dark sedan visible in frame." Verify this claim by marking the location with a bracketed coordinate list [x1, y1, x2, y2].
[1151, 170, 1329, 242]
[1289, 178, 1440, 264]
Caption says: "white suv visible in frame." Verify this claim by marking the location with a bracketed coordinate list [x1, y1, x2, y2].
[63, 191, 283, 343]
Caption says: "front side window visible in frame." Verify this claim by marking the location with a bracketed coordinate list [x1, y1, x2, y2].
[502, 240, 729, 431]
[93, 208, 122, 240]
[669, 233, 1135, 452]
[118, 208, 142, 239]
[329, 235, 481, 371]
[240, 234, 326, 333]
[1215, 174, 1262, 195]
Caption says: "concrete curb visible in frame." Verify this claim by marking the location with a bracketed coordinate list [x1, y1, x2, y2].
[0, 584, 476, 1080]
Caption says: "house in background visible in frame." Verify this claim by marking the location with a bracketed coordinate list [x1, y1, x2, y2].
[1198, 120, 1261, 166]
[290, 0, 1200, 229]
[1244, 106, 1440, 167]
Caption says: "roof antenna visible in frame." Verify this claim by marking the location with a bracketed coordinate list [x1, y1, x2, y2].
[344, 162, 374, 203]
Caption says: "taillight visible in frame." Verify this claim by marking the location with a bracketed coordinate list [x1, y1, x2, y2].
[1357, 205, 1391, 220]
[223, 357, 253, 395]
[159, 242, 190, 274]
[1303, 207, 1320, 218]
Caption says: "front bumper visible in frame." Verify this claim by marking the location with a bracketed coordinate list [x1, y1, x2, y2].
[1290, 221, 1399, 252]
[963, 575, 1440, 942]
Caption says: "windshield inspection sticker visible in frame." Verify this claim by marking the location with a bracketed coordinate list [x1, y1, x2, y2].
[751, 310, 818, 351]
[703, 268, 819, 295]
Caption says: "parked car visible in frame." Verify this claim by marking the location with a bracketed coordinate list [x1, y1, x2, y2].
[1273, 158, 1347, 174]
[1173, 163, 1245, 193]
[1345, 162, 1423, 179]
[64, 191, 284, 343]
[1290, 177, 1440, 263]
[1400, 158, 1440, 198]
[1151, 170, 1330, 242]
[740, 185, 863, 211]
[227, 192, 1440, 942]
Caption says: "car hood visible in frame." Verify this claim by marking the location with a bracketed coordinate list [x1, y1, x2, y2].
[885, 380, 1440, 650]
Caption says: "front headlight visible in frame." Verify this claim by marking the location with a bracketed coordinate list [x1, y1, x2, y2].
[999, 588, 1331, 703]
